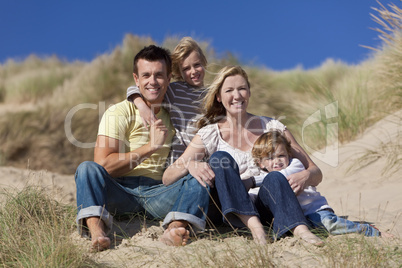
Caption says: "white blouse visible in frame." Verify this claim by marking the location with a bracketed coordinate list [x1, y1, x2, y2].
[197, 116, 286, 180]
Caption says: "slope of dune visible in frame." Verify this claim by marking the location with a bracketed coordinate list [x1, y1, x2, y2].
[0, 110, 400, 267]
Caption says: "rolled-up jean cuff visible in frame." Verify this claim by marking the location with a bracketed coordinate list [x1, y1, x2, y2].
[162, 212, 205, 231]
[76, 206, 113, 237]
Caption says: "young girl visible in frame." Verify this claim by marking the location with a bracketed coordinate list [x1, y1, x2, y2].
[252, 130, 388, 237]
[127, 37, 207, 166]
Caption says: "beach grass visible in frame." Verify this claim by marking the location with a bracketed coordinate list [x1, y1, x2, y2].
[1, 185, 400, 267]
[0, 1, 401, 267]
[0, 186, 99, 267]
[1, 3, 399, 173]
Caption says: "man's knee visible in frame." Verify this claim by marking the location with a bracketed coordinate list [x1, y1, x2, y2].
[187, 176, 210, 191]
[75, 161, 104, 183]
[184, 176, 210, 200]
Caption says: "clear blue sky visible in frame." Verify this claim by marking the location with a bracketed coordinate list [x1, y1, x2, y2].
[1, 0, 401, 70]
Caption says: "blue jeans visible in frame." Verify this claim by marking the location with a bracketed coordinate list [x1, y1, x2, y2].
[75, 161, 210, 236]
[209, 151, 309, 238]
[307, 209, 380, 236]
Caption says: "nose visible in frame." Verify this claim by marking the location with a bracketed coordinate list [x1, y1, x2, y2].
[233, 89, 242, 99]
[150, 74, 158, 85]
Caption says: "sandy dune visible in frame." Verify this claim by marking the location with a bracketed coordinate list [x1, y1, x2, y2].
[0, 110, 400, 266]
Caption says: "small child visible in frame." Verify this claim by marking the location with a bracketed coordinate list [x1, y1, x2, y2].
[251, 130, 383, 237]
[127, 37, 207, 166]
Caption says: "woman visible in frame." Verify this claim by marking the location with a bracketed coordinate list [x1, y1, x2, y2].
[163, 66, 324, 245]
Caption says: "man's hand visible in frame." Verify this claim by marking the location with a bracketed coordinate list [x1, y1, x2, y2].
[287, 169, 310, 195]
[187, 160, 215, 188]
[149, 119, 168, 151]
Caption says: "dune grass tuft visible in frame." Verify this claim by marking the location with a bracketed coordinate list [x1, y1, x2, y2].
[0, 186, 99, 267]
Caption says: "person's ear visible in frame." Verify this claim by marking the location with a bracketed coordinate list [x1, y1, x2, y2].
[216, 93, 221, 102]
[133, 73, 139, 86]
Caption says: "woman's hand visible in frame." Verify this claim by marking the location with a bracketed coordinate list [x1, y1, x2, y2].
[162, 135, 207, 186]
[188, 160, 215, 188]
[287, 169, 310, 195]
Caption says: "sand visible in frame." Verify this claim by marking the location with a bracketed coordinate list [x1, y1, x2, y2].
[0, 110, 400, 267]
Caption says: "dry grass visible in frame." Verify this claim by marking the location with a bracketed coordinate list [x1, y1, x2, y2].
[0, 2, 401, 266]
[0, 182, 400, 267]
[0, 186, 99, 267]
[1, 19, 400, 172]
[346, 128, 402, 176]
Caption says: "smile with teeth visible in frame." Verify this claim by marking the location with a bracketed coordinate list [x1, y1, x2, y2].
[274, 164, 283, 169]
[231, 101, 244, 107]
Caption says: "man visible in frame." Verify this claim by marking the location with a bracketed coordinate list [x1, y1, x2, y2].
[75, 45, 210, 251]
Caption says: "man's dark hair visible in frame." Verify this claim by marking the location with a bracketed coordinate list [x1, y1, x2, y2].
[133, 45, 172, 75]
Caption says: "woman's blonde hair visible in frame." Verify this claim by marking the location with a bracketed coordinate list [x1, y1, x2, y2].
[197, 65, 250, 129]
[251, 130, 292, 166]
[171, 37, 207, 80]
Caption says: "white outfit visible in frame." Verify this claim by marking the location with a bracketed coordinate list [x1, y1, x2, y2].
[197, 116, 286, 181]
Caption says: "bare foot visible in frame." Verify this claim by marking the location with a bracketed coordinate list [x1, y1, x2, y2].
[160, 227, 190, 246]
[91, 236, 111, 252]
[297, 232, 325, 247]
[293, 225, 324, 247]
[380, 231, 395, 239]
[371, 225, 395, 239]
[238, 215, 267, 245]
[86, 217, 111, 252]
[250, 227, 267, 245]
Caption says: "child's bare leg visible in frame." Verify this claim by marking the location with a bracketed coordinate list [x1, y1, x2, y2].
[160, 220, 190, 246]
[238, 214, 267, 244]
[86, 217, 111, 251]
[293, 224, 324, 247]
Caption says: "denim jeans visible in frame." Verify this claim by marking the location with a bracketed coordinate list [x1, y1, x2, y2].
[208, 151, 309, 238]
[75, 161, 210, 236]
[306, 209, 380, 236]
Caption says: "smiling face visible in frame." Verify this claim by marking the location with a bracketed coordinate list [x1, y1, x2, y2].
[259, 143, 290, 172]
[180, 51, 205, 88]
[216, 74, 250, 116]
[133, 59, 171, 109]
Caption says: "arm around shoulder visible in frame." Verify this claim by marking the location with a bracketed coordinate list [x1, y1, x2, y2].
[284, 129, 322, 187]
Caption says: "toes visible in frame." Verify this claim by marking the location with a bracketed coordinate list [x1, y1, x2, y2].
[91, 237, 111, 252]
[161, 227, 190, 246]
[298, 232, 325, 247]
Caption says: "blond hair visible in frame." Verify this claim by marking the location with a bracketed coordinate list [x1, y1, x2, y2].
[197, 65, 250, 129]
[171, 37, 207, 81]
[251, 130, 292, 166]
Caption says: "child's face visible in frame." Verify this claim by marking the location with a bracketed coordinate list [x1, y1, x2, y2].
[180, 51, 205, 88]
[259, 143, 290, 172]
